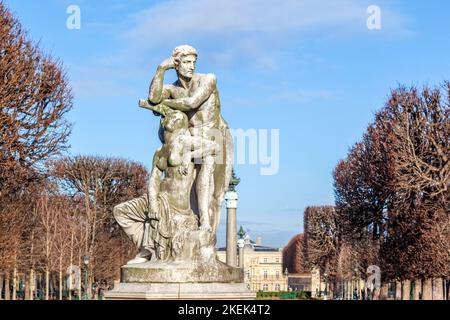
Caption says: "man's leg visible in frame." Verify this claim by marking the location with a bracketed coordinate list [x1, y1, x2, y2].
[210, 126, 233, 233]
[196, 155, 215, 231]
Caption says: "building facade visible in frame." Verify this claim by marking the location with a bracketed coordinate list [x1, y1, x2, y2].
[217, 234, 288, 292]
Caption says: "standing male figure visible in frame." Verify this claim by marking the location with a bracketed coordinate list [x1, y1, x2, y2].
[147, 45, 233, 235]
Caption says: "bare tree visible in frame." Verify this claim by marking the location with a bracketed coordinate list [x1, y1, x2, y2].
[283, 234, 306, 274]
[379, 84, 450, 299]
[0, 2, 73, 198]
[51, 156, 148, 295]
[0, 2, 72, 300]
[33, 188, 61, 300]
[303, 206, 340, 278]
[333, 83, 449, 300]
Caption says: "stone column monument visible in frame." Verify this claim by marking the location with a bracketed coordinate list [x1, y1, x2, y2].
[225, 171, 240, 267]
[238, 226, 245, 269]
[105, 45, 254, 300]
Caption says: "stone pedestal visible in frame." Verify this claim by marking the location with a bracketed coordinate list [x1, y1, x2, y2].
[121, 259, 242, 283]
[105, 282, 254, 300]
[105, 258, 255, 300]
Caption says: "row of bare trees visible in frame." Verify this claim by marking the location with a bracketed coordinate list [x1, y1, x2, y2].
[1, 2, 146, 299]
[0, 156, 147, 300]
[301, 83, 449, 300]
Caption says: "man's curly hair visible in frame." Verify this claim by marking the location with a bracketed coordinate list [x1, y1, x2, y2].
[172, 45, 198, 68]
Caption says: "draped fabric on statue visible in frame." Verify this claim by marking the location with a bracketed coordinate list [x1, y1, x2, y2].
[114, 192, 198, 260]
[114, 195, 152, 250]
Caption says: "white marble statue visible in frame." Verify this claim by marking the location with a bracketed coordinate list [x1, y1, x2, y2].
[113, 45, 233, 265]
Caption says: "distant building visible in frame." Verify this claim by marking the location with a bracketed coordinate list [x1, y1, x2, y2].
[217, 230, 288, 292]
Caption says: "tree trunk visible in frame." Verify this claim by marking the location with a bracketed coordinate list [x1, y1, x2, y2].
[77, 256, 82, 299]
[59, 269, 63, 300]
[413, 279, 421, 300]
[329, 282, 334, 300]
[29, 269, 35, 300]
[349, 280, 353, 299]
[36, 273, 41, 300]
[52, 273, 58, 299]
[69, 230, 74, 301]
[88, 265, 94, 299]
[4, 272, 10, 300]
[447, 280, 449, 300]
[12, 267, 17, 300]
[45, 270, 50, 300]
[402, 280, 411, 300]
[380, 282, 389, 300]
[345, 281, 349, 300]
[0, 273, 3, 300]
[58, 254, 63, 301]
[395, 281, 402, 300]
[28, 231, 35, 300]
[35, 273, 41, 300]
[24, 273, 30, 300]
[360, 282, 365, 300]
[432, 278, 443, 300]
[422, 279, 432, 300]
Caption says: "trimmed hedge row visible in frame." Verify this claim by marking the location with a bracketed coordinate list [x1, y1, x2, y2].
[256, 291, 311, 299]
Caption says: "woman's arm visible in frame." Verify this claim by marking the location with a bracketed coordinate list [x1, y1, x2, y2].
[148, 150, 163, 217]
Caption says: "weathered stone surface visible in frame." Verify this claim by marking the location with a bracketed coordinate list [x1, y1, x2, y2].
[105, 45, 253, 300]
[121, 258, 243, 283]
[114, 45, 234, 264]
[105, 282, 255, 300]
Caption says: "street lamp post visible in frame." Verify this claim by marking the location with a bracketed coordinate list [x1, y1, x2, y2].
[324, 273, 328, 300]
[83, 255, 90, 300]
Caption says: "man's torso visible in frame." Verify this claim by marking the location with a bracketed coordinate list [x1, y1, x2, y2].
[167, 73, 221, 128]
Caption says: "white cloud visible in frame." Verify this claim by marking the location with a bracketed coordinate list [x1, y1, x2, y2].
[125, 0, 366, 42]
[71, 0, 411, 98]
[119, 0, 410, 67]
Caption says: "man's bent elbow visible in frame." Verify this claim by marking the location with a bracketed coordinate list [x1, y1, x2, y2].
[148, 94, 161, 105]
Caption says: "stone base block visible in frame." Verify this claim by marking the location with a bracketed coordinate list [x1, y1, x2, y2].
[104, 282, 256, 300]
[121, 259, 243, 283]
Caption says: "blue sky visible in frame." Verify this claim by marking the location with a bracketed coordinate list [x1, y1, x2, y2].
[5, 0, 450, 248]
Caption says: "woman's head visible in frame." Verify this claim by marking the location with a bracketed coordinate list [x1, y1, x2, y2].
[162, 110, 188, 132]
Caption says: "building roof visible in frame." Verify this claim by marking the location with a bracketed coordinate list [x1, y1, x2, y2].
[217, 235, 281, 252]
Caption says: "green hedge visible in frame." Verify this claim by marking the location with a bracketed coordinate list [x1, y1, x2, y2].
[256, 291, 311, 299]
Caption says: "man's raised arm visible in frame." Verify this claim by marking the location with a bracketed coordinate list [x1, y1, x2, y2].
[148, 57, 174, 104]
[162, 74, 216, 112]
